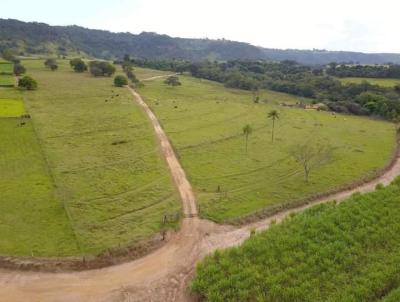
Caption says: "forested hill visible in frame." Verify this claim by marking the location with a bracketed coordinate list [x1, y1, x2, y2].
[2, 18, 400, 65]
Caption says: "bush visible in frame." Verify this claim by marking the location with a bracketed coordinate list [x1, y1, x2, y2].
[114, 75, 128, 87]
[18, 75, 37, 90]
[89, 61, 116, 77]
[70, 58, 87, 72]
[164, 76, 182, 86]
[13, 63, 26, 76]
[44, 58, 57, 71]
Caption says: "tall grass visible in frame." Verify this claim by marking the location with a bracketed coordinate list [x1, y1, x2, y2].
[192, 179, 400, 301]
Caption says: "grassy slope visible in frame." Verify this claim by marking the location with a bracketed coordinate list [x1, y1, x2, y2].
[340, 77, 400, 87]
[0, 99, 25, 117]
[0, 89, 79, 256]
[0, 75, 15, 86]
[0, 62, 13, 74]
[138, 76, 396, 222]
[192, 180, 400, 301]
[0, 60, 180, 256]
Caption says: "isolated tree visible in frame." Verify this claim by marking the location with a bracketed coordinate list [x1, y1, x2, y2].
[126, 70, 139, 83]
[164, 75, 181, 86]
[13, 63, 26, 76]
[252, 88, 260, 103]
[18, 76, 37, 90]
[268, 110, 280, 143]
[89, 61, 116, 77]
[114, 75, 128, 87]
[290, 142, 333, 182]
[242, 124, 252, 153]
[44, 58, 58, 71]
[70, 58, 87, 72]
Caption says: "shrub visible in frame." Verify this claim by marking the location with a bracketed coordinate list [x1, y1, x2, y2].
[13, 63, 26, 76]
[114, 75, 128, 87]
[18, 76, 37, 90]
[89, 61, 116, 77]
[164, 76, 182, 86]
[44, 58, 57, 71]
[70, 58, 87, 72]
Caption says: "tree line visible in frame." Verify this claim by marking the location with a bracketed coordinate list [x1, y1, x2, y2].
[326, 62, 400, 78]
[127, 58, 400, 121]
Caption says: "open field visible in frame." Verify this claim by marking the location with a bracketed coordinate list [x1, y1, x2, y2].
[0, 89, 79, 256]
[0, 75, 15, 87]
[0, 62, 13, 74]
[340, 77, 400, 87]
[192, 179, 400, 301]
[133, 67, 172, 80]
[138, 76, 396, 223]
[0, 99, 25, 117]
[0, 60, 179, 256]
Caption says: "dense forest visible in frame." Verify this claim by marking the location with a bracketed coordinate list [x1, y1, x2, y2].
[327, 63, 400, 78]
[130, 58, 400, 121]
[2, 19, 400, 64]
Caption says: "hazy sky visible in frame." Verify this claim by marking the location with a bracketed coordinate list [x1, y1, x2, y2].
[2, 0, 400, 53]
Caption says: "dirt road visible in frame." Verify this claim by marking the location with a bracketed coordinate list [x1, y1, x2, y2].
[128, 87, 197, 217]
[0, 87, 399, 302]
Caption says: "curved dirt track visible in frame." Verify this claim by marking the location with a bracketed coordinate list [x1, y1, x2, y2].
[0, 86, 400, 302]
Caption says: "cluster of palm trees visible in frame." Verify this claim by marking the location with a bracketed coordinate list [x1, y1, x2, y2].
[242, 109, 280, 153]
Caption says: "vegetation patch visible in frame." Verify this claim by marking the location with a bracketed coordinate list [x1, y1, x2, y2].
[0, 99, 25, 117]
[0, 117, 79, 256]
[138, 75, 396, 223]
[340, 77, 400, 88]
[192, 180, 400, 301]
[0, 62, 13, 74]
[4, 59, 180, 256]
[0, 74, 15, 87]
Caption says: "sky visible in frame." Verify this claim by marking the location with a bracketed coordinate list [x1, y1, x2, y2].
[2, 0, 400, 53]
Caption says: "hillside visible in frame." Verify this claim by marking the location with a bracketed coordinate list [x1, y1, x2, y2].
[1, 19, 400, 64]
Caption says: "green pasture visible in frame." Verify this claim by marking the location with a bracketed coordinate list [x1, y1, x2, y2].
[138, 76, 396, 223]
[0, 60, 179, 256]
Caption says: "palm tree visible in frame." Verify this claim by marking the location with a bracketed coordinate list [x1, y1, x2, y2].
[242, 124, 253, 153]
[268, 110, 280, 143]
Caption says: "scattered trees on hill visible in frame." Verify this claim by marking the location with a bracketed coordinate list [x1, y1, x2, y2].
[114, 75, 128, 87]
[268, 110, 280, 143]
[44, 58, 58, 71]
[69, 58, 87, 72]
[18, 75, 37, 90]
[242, 124, 252, 153]
[89, 61, 116, 77]
[164, 75, 181, 86]
[290, 142, 333, 182]
[13, 63, 26, 76]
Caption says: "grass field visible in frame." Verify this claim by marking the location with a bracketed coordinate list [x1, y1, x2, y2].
[138, 76, 396, 223]
[0, 99, 25, 117]
[192, 179, 400, 301]
[0, 62, 13, 74]
[0, 89, 79, 256]
[340, 77, 400, 87]
[134, 67, 172, 80]
[0, 60, 179, 256]
[0, 75, 15, 87]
